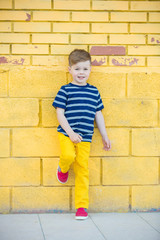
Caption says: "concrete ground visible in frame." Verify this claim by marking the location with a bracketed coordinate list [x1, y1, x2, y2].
[0, 212, 160, 240]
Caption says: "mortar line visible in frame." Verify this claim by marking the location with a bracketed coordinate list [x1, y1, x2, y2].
[128, 1, 131, 11]
[12, 0, 14, 9]
[90, 0, 92, 10]
[147, 12, 149, 22]
[37, 214, 46, 240]
[89, 215, 108, 240]
[51, 0, 54, 9]
[70, 11, 72, 22]
[136, 213, 160, 234]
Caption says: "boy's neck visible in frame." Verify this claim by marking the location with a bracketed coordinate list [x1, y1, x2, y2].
[71, 81, 87, 86]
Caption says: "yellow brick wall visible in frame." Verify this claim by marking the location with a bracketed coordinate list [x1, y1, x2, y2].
[0, 0, 160, 213]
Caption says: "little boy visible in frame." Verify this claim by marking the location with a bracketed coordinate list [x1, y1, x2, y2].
[52, 49, 111, 220]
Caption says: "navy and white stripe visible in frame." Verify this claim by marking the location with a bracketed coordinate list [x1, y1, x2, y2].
[52, 83, 104, 142]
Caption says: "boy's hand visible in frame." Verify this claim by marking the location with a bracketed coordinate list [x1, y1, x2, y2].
[69, 132, 82, 143]
[102, 136, 111, 151]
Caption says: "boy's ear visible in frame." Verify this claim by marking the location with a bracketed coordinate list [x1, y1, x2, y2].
[68, 66, 71, 73]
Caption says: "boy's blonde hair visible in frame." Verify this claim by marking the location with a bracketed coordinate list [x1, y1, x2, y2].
[69, 49, 91, 66]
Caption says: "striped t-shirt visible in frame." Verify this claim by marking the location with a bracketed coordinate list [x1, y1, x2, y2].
[52, 83, 104, 142]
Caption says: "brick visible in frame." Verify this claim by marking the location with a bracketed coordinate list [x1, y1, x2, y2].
[0, 98, 39, 126]
[54, 0, 90, 10]
[132, 128, 160, 156]
[72, 12, 108, 22]
[0, 23, 11, 32]
[88, 72, 126, 98]
[102, 157, 159, 185]
[102, 99, 157, 127]
[51, 45, 88, 55]
[111, 12, 146, 22]
[33, 11, 70, 21]
[91, 56, 107, 66]
[0, 158, 40, 186]
[71, 34, 107, 44]
[9, 69, 66, 97]
[148, 57, 160, 67]
[90, 46, 126, 56]
[149, 13, 160, 22]
[42, 99, 59, 127]
[0, 129, 10, 157]
[0, 188, 10, 213]
[14, 22, 51, 32]
[0, 71, 8, 97]
[32, 56, 68, 66]
[92, 1, 128, 10]
[12, 44, 48, 54]
[110, 34, 145, 44]
[110, 56, 145, 67]
[32, 34, 69, 44]
[130, 23, 160, 33]
[92, 23, 128, 33]
[12, 187, 70, 212]
[89, 158, 101, 186]
[91, 128, 130, 157]
[131, 1, 160, 11]
[88, 186, 129, 212]
[128, 46, 160, 55]
[132, 186, 160, 211]
[0, 0, 12, 9]
[15, 0, 51, 9]
[12, 128, 60, 157]
[0, 45, 10, 54]
[53, 23, 89, 33]
[0, 33, 30, 43]
[0, 11, 31, 21]
[128, 73, 160, 98]
[148, 35, 160, 44]
[0, 55, 30, 65]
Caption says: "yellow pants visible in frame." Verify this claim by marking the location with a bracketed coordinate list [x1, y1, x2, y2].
[58, 133, 91, 209]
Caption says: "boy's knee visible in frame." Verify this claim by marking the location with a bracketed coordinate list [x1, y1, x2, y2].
[61, 151, 75, 163]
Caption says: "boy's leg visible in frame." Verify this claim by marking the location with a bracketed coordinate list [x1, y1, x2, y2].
[58, 133, 76, 173]
[74, 142, 91, 209]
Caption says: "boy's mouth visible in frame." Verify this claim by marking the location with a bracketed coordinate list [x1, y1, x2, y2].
[78, 76, 85, 80]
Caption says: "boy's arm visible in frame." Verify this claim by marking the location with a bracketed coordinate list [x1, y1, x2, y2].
[95, 110, 111, 151]
[56, 107, 82, 143]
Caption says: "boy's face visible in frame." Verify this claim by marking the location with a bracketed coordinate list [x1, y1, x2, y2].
[68, 60, 91, 86]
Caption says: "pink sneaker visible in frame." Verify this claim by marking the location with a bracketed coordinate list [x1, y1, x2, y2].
[57, 166, 68, 184]
[75, 208, 88, 220]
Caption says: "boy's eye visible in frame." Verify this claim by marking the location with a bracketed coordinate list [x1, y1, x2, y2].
[84, 68, 88, 70]
[75, 68, 79, 70]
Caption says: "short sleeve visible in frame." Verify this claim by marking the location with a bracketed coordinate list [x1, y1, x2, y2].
[96, 91, 104, 112]
[52, 86, 68, 110]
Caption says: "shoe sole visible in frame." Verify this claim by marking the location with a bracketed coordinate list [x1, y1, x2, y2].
[56, 170, 68, 184]
[75, 216, 88, 220]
